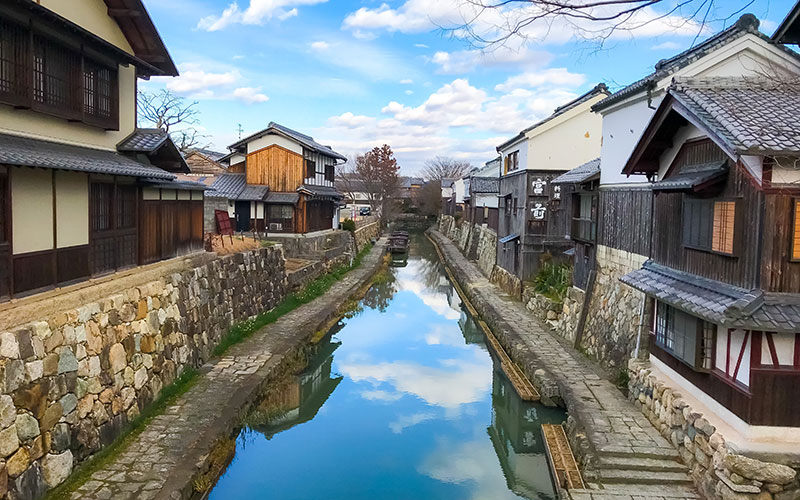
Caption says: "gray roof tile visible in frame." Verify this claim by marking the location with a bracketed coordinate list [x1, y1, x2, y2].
[239, 184, 269, 201]
[209, 173, 247, 199]
[298, 184, 343, 199]
[229, 122, 346, 161]
[652, 160, 728, 191]
[0, 133, 174, 180]
[265, 192, 300, 204]
[117, 129, 170, 152]
[470, 177, 499, 193]
[552, 158, 601, 184]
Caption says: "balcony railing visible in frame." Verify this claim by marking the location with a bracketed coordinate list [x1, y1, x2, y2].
[571, 217, 596, 242]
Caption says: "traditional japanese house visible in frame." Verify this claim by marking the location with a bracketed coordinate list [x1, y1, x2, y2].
[495, 84, 608, 282]
[0, 0, 206, 301]
[620, 77, 800, 433]
[441, 178, 455, 215]
[215, 122, 346, 234]
[468, 157, 500, 231]
[181, 148, 227, 185]
[584, 14, 800, 369]
[551, 158, 600, 290]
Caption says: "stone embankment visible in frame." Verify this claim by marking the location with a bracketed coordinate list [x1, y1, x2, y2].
[67, 239, 387, 500]
[428, 229, 698, 500]
[0, 246, 287, 499]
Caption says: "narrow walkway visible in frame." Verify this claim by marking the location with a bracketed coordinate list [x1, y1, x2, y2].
[428, 230, 698, 500]
[69, 240, 387, 500]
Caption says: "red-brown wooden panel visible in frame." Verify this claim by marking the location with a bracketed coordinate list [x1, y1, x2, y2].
[12, 250, 55, 296]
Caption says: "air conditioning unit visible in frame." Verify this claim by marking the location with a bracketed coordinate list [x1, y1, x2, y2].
[269, 223, 282, 231]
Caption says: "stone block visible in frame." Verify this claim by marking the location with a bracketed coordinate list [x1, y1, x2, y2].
[6, 446, 29, 477]
[41, 450, 73, 488]
[39, 402, 63, 432]
[15, 414, 39, 442]
[57, 348, 78, 374]
[725, 454, 797, 485]
[108, 343, 127, 374]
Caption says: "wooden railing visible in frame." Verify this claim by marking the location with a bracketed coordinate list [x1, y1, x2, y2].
[571, 217, 596, 242]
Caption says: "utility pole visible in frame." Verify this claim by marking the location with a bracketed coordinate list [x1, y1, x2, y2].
[237, 123, 244, 140]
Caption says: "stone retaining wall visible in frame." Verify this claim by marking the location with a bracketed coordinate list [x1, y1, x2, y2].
[523, 286, 583, 344]
[581, 245, 649, 370]
[438, 215, 497, 278]
[0, 247, 287, 499]
[203, 197, 228, 234]
[629, 359, 800, 500]
[353, 221, 380, 252]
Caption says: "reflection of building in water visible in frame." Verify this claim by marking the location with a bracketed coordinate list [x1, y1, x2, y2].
[488, 364, 564, 500]
[458, 313, 486, 346]
[251, 334, 343, 439]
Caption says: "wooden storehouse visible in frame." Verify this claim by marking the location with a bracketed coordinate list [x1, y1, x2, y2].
[213, 122, 345, 234]
[620, 77, 800, 429]
[0, 1, 203, 301]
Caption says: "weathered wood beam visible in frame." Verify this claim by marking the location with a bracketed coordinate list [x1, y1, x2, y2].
[107, 8, 141, 17]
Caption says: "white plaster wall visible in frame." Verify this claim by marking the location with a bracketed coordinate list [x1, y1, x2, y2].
[12, 167, 53, 254]
[55, 171, 89, 248]
[142, 188, 160, 201]
[454, 179, 466, 204]
[246, 134, 303, 155]
[525, 100, 605, 171]
[39, 0, 135, 54]
[161, 189, 177, 201]
[474, 193, 498, 209]
[177, 191, 191, 201]
[499, 138, 528, 176]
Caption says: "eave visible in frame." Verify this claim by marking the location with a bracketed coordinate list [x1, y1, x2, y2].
[103, 0, 178, 76]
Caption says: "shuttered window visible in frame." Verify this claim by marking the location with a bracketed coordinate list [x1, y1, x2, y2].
[91, 183, 114, 232]
[305, 159, 316, 178]
[324, 164, 335, 182]
[683, 199, 735, 255]
[793, 200, 800, 261]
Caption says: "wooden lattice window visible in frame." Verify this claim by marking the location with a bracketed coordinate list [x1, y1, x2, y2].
[83, 58, 117, 127]
[654, 301, 713, 372]
[91, 183, 114, 232]
[32, 35, 81, 118]
[712, 201, 736, 254]
[116, 185, 137, 229]
[0, 18, 29, 106]
[305, 158, 316, 179]
[793, 200, 800, 261]
[324, 164, 334, 182]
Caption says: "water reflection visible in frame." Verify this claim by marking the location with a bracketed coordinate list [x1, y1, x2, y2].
[208, 230, 564, 500]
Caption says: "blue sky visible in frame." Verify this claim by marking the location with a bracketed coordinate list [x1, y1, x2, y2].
[142, 0, 796, 174]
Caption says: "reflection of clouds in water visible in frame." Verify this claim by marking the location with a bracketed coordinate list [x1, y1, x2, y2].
[396, 268, 460, 320]
[361, 390, 403, 402]
[420, 439, 523, 500]
[341, 358, 491, 409]
[425, 323, 470, 347]
[389, 412, 436, 434]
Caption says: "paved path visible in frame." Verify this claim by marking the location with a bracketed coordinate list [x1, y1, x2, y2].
[428, 230, 698, 500]
[69, 240, 387, 500]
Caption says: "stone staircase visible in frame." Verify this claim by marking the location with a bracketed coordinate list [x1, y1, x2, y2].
[569, 447, 700, 499]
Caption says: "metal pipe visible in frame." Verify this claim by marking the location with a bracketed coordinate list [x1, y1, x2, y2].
[633, 295, 646, 359]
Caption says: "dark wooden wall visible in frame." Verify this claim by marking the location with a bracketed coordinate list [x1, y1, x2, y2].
[598, 187, 652, 256]
[761, 193, 800, 292]
[651, 163, 761, 289]
[139, 197, 204, 265]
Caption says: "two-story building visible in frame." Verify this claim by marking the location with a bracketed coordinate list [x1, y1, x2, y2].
[495, 84, 608, 283]
[0, 0, 202, 301]
[212, 122, 346, 234]
[620, 77, 800, 442]
[467, 157, 501, 231]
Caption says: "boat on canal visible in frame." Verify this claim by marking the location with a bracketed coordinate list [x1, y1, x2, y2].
[388, 230, 409, 254]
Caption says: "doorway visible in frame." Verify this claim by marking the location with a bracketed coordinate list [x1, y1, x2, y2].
[234, 201, 251, 232]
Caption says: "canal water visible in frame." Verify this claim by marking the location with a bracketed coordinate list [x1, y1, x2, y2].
[208, 232, 566, 500]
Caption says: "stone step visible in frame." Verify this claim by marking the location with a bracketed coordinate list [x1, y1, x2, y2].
[598, 445, 681, 460]
[596, 455, 687, 472]
[597, 469, 694, 486]
[571, 483, 701, 499]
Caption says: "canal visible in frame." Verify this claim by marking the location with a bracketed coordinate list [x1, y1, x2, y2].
[208, 232, 566, 500]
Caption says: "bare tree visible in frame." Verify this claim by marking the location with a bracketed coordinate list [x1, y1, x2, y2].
[137, 89, 209, 152]
[421, 156, 473, 182]
[417, 179, 443, 217]
[340, 146, 401, 220]
[450, 0, 755, 48]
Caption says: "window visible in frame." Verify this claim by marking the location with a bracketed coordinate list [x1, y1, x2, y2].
[792, 200, 800, 260]
[504, 195, 512, 217]
[655, 301, 713, 372]
[324, 164, 335, 182]
[683, 199, 736, 255]
[0, 18, 118, 129]
[116, 185, 137, 229]
[91, 183, 114, 232]
[269, 205, 292, 220]
[305, 159, 316, 179]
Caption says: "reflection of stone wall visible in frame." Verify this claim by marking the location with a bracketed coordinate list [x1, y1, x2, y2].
[629, 359, 800, 500]
[0, 247, 286, 498]
[581, 245, 648, 370]
[523, 286, 583, 344]
[438, 215, 497, 278]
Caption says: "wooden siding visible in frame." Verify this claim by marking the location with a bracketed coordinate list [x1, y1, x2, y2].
[652, 163, 761, 289]
[0, 167, 8, 299]
[761, 194, 800, 292]
[246, 144, 304, 190]
[227, 162, 245, 173]
[598, 188, 652, 256]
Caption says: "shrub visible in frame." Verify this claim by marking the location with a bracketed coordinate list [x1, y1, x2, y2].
[533, 262, 572, 302]
[341, 218, 356, 232]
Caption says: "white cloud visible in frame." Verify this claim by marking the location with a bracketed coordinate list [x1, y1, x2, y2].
[232, 86, 269, 103]
[232, 55, 245, 60]
[399, 79, 414, 84]
[494, 67, 586, 92]
[414, 43, 429, 48]
[405, 90, 414, 95]
[361, 390, 404, 402]
[651, 40, 682, 50]
[198, 0, 325, 31]
[165, 65, 238, 94]
[310, 40, 330, 50]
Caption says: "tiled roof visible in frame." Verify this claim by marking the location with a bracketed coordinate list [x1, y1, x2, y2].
[239, 184, 270, 201]
[621, 261, 800, 332]
[229, 122, 347, 161]
[265, 192, 300, 204]
[498, 84, 609, 151]
[188, 148, 227, 162]
[470, 177, 499, 193]
[209, 173, 247, 199]
[0, 133, 174, 180]
[552, 158, 601, 184]
[140, 178, 209, 191]
[652, 160, 728, 191]
[441, 178, 455, 188]
[592, 14, 800, 112]
[669, 77, 800, 156]
[401, 177, 424, 188]
[298, 184, 343, 199]
[117, 129, 170, 152]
